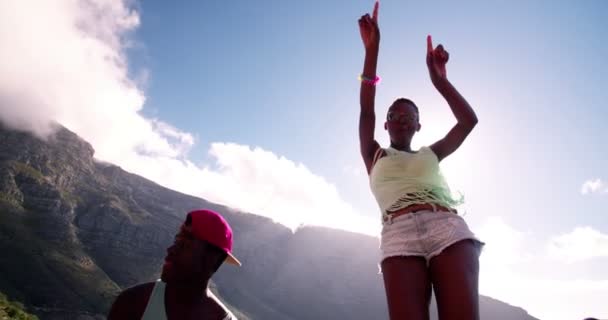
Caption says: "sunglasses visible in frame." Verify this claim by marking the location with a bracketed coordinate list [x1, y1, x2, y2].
[387, 112, 417, 123]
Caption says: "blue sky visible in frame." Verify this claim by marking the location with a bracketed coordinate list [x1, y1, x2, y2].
[0, 0, 606, 319]
[132, 1, 608, 234]
[131, 0, 608, 227]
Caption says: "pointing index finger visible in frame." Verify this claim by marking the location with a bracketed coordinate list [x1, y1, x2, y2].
[372, 1, 379, 22]
[427, 35, 433, 55]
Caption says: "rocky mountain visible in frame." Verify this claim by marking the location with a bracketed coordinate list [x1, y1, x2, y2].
[0, 123, 540, 320]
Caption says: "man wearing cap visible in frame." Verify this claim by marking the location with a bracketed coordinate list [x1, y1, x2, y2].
[108, 209, 241, 320]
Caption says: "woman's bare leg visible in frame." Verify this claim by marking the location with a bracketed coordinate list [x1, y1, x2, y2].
[429, 240, 480, 320]
[381, 256, 432, 320]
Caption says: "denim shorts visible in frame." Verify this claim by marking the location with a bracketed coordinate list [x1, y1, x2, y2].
[380, 210, 484, 265]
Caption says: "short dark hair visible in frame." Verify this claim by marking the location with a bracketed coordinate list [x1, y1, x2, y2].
[390, 98, 419, 114]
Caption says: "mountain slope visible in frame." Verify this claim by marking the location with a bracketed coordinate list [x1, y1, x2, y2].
[0, 123, 539, 320]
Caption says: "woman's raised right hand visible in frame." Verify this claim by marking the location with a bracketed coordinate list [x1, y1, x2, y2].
[358, 1, 380, 51]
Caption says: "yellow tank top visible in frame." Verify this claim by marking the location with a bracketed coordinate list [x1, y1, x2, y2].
[369, 146, 462, 219]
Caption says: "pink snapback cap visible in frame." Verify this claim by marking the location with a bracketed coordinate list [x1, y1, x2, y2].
[187, 209, 241, 266]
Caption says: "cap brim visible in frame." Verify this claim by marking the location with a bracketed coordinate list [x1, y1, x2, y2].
[225, 252, 241, 266]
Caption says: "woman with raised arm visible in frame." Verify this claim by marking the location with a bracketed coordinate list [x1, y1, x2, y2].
[358, 2, 484, 320]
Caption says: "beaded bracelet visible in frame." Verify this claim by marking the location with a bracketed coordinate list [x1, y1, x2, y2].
[358, 74, 382, 86]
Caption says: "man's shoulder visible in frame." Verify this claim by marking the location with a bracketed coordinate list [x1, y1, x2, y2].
[223, 312, 237, 320]
[120, 281, 156, 300]
[207, 290, 237, 320]
[108, 281, 157, 319]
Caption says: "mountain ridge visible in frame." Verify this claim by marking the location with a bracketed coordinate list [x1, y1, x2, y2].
[0, 123, 540, 320]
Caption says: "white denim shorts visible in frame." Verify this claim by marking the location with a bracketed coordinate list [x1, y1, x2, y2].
[380, 210, 483, 265]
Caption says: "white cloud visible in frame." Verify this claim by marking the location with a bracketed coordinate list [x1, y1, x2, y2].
[476, 216, 529, 268]
[0, 0, 189, 166]
[477, 218, 608, 320]
[0, 0, 378, 237]
[205, 144, 377, 234]
[548, 226, 608, 263]
[581, 178, 608, 195]
[342, 164, 364, 177]
[118, 142, 379, 236]
[481, 269, 608, 320]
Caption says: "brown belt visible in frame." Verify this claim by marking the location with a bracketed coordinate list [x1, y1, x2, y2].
[383, 203, 457, 223]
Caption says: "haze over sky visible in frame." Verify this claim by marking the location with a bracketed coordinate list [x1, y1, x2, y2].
[0, 1, 606, 319]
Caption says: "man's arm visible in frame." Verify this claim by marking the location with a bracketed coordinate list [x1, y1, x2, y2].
[107, 283, 154, 320]
[107, 289, 134, 320]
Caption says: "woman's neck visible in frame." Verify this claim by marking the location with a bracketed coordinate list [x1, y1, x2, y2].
[390, 141, 413, 152]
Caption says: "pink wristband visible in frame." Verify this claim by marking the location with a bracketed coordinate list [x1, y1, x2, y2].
[358, 74, 381, 86]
